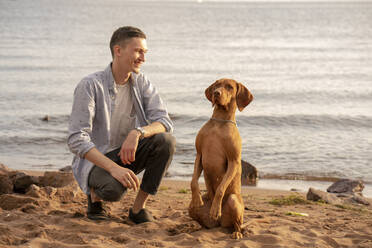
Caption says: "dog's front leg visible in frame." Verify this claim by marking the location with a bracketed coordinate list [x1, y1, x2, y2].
[210, 158, 239, 220]
[190, 153, 204, 209]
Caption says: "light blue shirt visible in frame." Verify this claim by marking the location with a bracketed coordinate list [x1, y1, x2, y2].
[67, 64, 173, 194]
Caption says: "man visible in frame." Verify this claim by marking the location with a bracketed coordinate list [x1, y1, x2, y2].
[67, 26, 175, 223]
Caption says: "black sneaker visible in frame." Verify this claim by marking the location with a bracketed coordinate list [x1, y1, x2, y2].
[87, 195, 109, 220]
[129, 208, 154, 224]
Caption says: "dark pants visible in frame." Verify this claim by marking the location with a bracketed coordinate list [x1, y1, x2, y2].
[88, 133, 176, 202]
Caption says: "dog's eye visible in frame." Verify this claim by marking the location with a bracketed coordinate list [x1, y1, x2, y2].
[225, 85, 233, 90]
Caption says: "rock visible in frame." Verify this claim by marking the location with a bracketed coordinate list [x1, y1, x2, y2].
[42, 115, 50, 121]
[0, 163, 11, 174]
[39, 171, 75, 188]
[13, 172, 40, 193]
[335, 193, 352, 198]
[26, 184, 42, 198]
[327, 179, 364, 194]
[0, 174, 13, 194]
[241, 160, 258, 186]
[59, 165, 72, 172]
[306, 187, 342, 205]
[290, 188, 302, 192]
[55, 185, 79, 203]
[44, 186, 57, 197]
[348, 194, 370, 206]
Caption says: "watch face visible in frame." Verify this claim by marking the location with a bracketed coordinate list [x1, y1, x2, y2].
[136, 127, 145, 138]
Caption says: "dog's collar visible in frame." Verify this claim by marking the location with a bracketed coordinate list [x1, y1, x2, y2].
[210, 118, 237, 126]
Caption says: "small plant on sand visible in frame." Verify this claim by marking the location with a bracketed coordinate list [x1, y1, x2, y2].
[335, 204, 349, 210]
[269, 194, 309, 206]
[178, 188, 189, 194]
[314, 199, 327, 204]
[159, 186, 169, 191]
[335, 204, 369, 214]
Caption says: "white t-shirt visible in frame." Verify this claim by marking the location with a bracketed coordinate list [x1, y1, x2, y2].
[108, 83, 136, 152]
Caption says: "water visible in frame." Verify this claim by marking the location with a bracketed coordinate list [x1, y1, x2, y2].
[1, 0, 371, 195]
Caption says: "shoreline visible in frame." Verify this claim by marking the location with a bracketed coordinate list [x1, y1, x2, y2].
[4, 160, 371, 198]
[166, 176, 372, 198]
[15, 166, 372, 198]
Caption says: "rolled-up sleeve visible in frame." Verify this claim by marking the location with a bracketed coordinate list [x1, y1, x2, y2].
[67, 79, 96, 158]
[140, 76, 174, 133]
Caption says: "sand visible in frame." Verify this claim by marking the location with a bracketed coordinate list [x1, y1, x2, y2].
[1, 169, 372, 248]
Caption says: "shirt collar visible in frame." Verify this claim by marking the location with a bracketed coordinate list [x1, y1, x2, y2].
[104, 63, 116, 95]
[105, 63, 136, 95]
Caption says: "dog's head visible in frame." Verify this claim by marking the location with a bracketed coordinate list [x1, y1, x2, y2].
[205, 78, 253, 111]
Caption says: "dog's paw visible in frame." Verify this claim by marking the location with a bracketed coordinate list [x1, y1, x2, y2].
[231, 231, 243, 239]
[209, 205, 221, 220]
[190, 195, 204, 209]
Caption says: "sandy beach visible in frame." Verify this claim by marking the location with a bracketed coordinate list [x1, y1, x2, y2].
[1, 165, 372, 248]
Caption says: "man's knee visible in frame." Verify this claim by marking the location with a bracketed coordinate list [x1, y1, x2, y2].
[95, 180, 126, 202]
[152, 132, 176, 156]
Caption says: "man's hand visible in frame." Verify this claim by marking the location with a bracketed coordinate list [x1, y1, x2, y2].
[84, 147, 140, 191]
[118, 129, 141, 165]
[110, 166, 140, 191]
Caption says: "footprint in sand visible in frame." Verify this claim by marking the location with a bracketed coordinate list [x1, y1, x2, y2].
[167, 221, 202, 236]
[249, 234, 281, 245]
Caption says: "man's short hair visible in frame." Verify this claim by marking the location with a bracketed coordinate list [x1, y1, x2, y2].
[110, 26, 146, 58]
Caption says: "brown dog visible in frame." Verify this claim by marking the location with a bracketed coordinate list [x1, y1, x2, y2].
[189, 78, 253, 239]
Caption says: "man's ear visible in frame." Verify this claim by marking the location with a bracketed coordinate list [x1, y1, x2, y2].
[236, 82, 253, 111]
[113, 44, 122, 58]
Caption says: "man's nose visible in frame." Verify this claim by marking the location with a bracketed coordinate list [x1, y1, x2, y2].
[139, 53, 145, 62]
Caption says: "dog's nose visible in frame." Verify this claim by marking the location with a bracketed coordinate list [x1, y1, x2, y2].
[214, 90, 221, 97]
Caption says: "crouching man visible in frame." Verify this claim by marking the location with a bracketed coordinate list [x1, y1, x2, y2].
[67, 26, 175, 223]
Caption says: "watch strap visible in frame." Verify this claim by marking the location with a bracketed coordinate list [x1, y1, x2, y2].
[135, 127, 145, 139]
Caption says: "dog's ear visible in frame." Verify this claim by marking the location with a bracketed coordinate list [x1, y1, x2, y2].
[205, 82, 216, 104]
[236, 82, 253, 111]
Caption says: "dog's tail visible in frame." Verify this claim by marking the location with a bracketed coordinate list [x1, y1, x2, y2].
[240, 221, 253, 230]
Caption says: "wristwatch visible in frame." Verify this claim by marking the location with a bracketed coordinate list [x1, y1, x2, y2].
[135, 127, 145, 139]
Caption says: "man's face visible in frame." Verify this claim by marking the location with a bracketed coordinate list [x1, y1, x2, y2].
[117, 37, 148, 74]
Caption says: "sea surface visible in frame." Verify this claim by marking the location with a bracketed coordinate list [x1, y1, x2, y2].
[1, 0, 371, 195]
